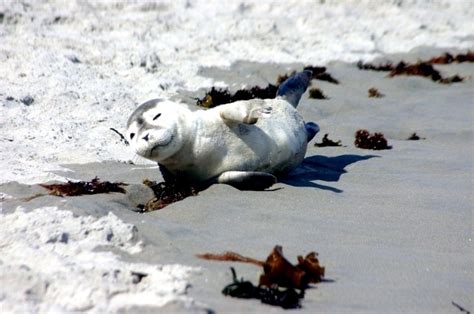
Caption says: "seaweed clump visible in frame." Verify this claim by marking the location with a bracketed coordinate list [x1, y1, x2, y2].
[222, 267, 304, 309]
[197, 66, 337, 108]
[197, 245, 325, 309]
[428, 51, 474, 64]
[357, 51, 474, 84]
[406, 132, 425, 140]
[277, 66, 339, 85]
[196, 85, 278, 108]
[354, 129, 391, 150]
[308, 87, 328, 99]
[389, 62, 463, 84]
[368, 87, 384, 98]
[314, 134, 343, 147]
[40, 177, 126, 196]
[303, 65, 339, 84]
[138, 179, 198, 212]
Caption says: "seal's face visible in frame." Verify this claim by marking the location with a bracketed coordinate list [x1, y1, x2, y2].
[126, 99, 184, 162]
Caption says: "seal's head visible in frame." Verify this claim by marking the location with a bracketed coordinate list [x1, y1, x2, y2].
[126, 99, 189, 162]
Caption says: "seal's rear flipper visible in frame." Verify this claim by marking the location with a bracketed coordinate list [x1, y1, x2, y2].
[215, 171, 277, 191]
[305, 122, 320, 142]
[276, 70, 312, 108]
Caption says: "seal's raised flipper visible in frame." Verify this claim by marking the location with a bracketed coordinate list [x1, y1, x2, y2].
[219, 104, 261, 125]
[215, 171, 277, 191]
[305, 122, 320, 142]
[276, 70, 312, 108]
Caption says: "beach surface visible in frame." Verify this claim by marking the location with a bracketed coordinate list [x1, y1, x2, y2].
[1, 1, 473, 313]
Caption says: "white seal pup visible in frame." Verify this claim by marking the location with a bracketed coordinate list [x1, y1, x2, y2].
[126, 71, 319, 190]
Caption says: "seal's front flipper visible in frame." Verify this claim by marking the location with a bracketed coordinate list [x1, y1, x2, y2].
[216, 171, 277, 191]
[219, 103, 261, 125]
[305, 122, 320, 142]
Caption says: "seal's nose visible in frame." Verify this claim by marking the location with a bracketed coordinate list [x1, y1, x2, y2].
[142, 133, 149, 141]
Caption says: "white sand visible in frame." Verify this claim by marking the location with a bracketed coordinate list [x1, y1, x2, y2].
[1, 0, 473, 184]
[0, 206, 198, 312]
[0, 1, 473, 313]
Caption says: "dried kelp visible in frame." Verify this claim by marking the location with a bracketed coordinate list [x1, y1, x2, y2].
[428, 51, 474, 64]
[202, 246, 325, 309]
[196, 66, 336, 108]
[40, 177, 126, 196]
[357, 51, 473, 84]
[198, 245, 325, 289]
[354, 129, 391, 150]
[314, 134, 343, 147]
[260, 246, 325, 288]
[277, 66, 338, 85]
[137, 179, 198, 212]
[368, 87, 384, 98]
[259, 247, 307, 288]
[296, 252, 325, 284]
[389, 62, 463, 84]
[308, 87, 328, 99]
[303, 65, 339, 84]
[222, 267, 304, 309]
[357, 61, 393, 71]
[197, 252, 264, 266]
[406, 132, 425, 140]
[222, 267, 259, 299]
[196, 85, 278, 108]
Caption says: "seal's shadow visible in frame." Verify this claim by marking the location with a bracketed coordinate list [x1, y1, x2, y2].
[280, 154, 378, 193]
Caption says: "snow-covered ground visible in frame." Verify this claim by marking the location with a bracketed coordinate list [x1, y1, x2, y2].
[1, 0, 473, 184]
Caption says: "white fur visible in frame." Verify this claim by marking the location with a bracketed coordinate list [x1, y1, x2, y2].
[127, 98, 307, 183]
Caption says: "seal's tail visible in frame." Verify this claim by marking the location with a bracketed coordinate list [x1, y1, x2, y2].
[276, 70, 312, 108]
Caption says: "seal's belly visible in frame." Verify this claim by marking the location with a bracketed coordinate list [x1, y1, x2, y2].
[165, 99, 307, 182]
[195, 102, 307, 179]
[225, 113, 307, 174]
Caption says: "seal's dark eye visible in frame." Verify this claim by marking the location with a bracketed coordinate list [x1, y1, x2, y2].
[153, 113, 161, 120]
[130, 133, 135, 139]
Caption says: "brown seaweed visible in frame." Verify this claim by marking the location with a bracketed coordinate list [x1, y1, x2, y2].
[40, 177, 126, 196]
[197, 252, 264, 267]
[354, 129, 391, 150]
[198, 245, 325, 289]
[308, 87, 328, 99]
[138, 179, 198, 212]
[406, 132, 425, 140]
[388, 61, 463, 84]
[314, 133, 343, 147]
[357, 61, 393, 71]
[296, 252, 325, 284]
[428, 51, 474, 64]
[303, 65, 339, 84]
[357, 51, 473, 84]
[222, 267, 303, 309]
[196, 85, 278, 108]
[215, 246, 325, 309]
[259, 246, 307, 289]
[276, 71, 296, 85]
[196, 66, 336, 108]
[368, 87, 384, 98]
